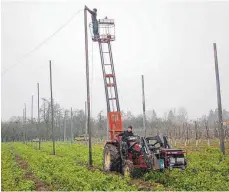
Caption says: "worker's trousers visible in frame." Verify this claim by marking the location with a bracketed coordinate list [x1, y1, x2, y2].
[93, 23, 99, 38]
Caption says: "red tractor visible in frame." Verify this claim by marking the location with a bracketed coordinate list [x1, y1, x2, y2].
[87, 8, 187, 176]
[103, 134, 187, 176]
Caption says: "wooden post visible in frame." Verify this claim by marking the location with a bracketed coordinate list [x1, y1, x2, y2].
[24, 103, 27, 143]
[49, 60, 55, 155]
[31, 95, 34, 124]
[84, 6, 92, 167]
[23, 108, 25, 143]
[64, 110, 67, 141]
[205, 120, 210, 146]
[37, 83, 41, 150]
[195, 121, 198, 146]
[70, 107, 73, 143]
[141, 75, 147, 137]
[213, 43, 225, 155]
[85, 101, 88, 143]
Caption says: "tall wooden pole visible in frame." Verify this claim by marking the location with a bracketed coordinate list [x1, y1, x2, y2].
[58, 111, 61, 141]
[205, 120, 210, 146]
[84, 6, 92, 167]
[31, 95, 34, 123]
[142, 75, 147, 137]
[49, 60, 55, 155]
[37, 83, 41, 150]
[64, 110, 67, 141]
[23, 108, 25, 143]
[70, 107, 73, 143]
[194, 121, 198, 146]
[43, 101, 46, 122]
[213, 43, 225, 155]
[24, 103, 27, 143]
[85, 101, 88, 143]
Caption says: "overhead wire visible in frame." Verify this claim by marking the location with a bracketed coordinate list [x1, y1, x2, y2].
[1, 8, 83, 76]
[3, 7, 99, 120]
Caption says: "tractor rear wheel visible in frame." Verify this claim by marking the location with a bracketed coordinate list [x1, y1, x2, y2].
[122, 160, 134, 177]
[103, 144, 121, 172]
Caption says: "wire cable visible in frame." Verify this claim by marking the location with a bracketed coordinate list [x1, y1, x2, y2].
[1, 8, 83, 76]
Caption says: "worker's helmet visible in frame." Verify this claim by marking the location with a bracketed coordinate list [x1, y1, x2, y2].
[93, 8, 97, 12]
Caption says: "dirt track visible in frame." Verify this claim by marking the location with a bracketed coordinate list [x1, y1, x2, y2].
[11, 146, 53, 191]
[11, 144, 166, 191]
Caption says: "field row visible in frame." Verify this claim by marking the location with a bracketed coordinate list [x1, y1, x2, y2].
[2, 141, 229, 191]
[1, 144, 35, 191]
[31, 141, 229, 191]
[2, 143, 139, 191]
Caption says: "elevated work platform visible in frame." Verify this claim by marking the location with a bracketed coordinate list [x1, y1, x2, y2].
[89, 18, 115, 42]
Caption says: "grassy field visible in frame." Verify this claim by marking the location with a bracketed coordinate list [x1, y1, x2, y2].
[1, 141, 229, 191]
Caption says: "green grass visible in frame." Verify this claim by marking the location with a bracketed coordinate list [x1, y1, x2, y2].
[31, 141, 104, 168]
[1, 143, 35, 191]
[36, 141, 229, 191]
[143, 147, 229, 191]
[12, 142, 136, 191]
[3, 141, 229, 191]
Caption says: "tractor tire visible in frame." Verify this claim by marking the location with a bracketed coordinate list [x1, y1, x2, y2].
[103, 144, 121, 172]
[122, 160, 134, 177]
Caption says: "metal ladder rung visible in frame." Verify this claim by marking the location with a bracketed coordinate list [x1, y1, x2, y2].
[105, 74, 115, 78]
[98, 40, 120, 113]
[109, 97, 116, 100]
[107, 83, 115, 87]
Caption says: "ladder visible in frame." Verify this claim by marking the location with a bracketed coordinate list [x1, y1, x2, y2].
[98, 40, 123, 140]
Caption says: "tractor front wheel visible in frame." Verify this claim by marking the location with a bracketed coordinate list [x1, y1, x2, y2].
[122, 160, 134, 177]
[103, 144, 121, 172]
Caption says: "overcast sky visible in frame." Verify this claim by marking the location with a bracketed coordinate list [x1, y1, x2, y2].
[1, 0, 229, 121]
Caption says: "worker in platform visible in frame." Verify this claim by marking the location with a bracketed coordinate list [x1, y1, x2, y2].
[85, 6, 99, 40]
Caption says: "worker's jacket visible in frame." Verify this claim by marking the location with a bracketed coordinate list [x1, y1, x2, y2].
[118, 131, 134, 141]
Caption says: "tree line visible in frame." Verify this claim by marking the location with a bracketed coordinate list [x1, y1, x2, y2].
[1, 98, 229, 143]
